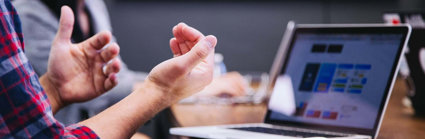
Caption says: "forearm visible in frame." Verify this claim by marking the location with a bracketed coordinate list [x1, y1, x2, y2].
[78, 80, 173, 138]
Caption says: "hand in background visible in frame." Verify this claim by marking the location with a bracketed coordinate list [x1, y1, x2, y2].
[40, 6, 121, 113]
[144, 23, 217, 102]
[198, 72, 248, 97]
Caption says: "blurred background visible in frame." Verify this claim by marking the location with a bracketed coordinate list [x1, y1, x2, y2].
[103, 0, 425, 73]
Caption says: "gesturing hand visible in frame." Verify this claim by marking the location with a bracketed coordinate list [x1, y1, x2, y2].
[169, 23, 205, 57]
[144, 23, 217, 102]
[41, 6, 121, 113]
[170, 23, 247, 98]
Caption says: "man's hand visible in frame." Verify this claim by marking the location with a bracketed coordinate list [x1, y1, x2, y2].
[169, 23, 205, 57]
[40, 6, 121, 113]
[170, 23, 247, 98]
[143, 23, 217, 102]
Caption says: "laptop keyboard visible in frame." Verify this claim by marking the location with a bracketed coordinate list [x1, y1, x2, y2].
[230, 127, 346, 138]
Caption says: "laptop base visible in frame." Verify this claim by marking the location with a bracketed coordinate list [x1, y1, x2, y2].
[170, 123, 371, 139]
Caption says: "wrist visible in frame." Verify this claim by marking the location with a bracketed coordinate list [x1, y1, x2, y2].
[136, 79, 175, 105]
[39, 74, 64, 114]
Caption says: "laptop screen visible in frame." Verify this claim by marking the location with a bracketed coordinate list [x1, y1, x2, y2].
[265, 26, 409, 136]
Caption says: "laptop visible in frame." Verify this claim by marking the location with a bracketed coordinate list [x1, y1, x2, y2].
[170, 22, 411, 139]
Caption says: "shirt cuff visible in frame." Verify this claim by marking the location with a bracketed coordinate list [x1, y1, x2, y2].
[64, 124, 99, 139]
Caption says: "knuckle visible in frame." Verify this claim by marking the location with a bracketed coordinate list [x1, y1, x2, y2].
[194, 46, 208, 59]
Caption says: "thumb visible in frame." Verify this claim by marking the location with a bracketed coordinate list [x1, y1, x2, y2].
[179, 35, 217, 70]
[56, 6, 74, 42]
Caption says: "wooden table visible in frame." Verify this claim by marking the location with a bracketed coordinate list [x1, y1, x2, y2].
[172, 79, 425, 138]
[378, 79, 425, 139]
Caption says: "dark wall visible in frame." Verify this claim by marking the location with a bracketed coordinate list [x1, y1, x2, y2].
[106, 0, 424, 73]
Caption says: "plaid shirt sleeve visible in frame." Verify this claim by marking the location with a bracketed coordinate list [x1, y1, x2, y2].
[0, 0, 98, 138]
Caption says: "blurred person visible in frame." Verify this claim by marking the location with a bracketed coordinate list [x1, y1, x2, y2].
[14, 0, 246, 138]
[1, 1, 219, 138]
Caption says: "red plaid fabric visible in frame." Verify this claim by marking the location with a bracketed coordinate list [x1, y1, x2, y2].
[0, 0, 98, 138]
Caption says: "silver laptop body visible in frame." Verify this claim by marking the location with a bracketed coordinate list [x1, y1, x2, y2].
[170, 22, 411, 139]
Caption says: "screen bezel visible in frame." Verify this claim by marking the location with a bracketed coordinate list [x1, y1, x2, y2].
[264, 24, 410, 137]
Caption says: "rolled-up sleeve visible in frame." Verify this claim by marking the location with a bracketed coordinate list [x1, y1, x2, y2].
[0, 1, 99, 138]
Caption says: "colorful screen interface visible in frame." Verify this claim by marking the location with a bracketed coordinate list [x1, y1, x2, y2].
[270, 32, 403, 129]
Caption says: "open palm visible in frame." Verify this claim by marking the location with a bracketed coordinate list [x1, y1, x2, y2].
[146, 23, 217, 101]
[45, 6, 120, 106]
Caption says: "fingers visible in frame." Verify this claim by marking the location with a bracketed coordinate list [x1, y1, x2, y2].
[80, 31, 112, 51]
[232, 77, 248, 96]
[170, 38, 181, 57]
[101, 45, 120, 91]
[212, 72, 247, 97]
[56, 6, 74, 42]
[179, 35, 217, 70]
[179, 23, 204, 42]
[104, 73, 118, 91]
[178, 42, 190, 54]
[173, 23, 204, 43]
[100, 42, 120, 62]
[103, 59, 120, 91]
[79, 31, 113, 58]
[172, 24, 184, 43]
[170, 23, 205, 57]
[225, 72, 247, 96]
[103, 59, 121, 77]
